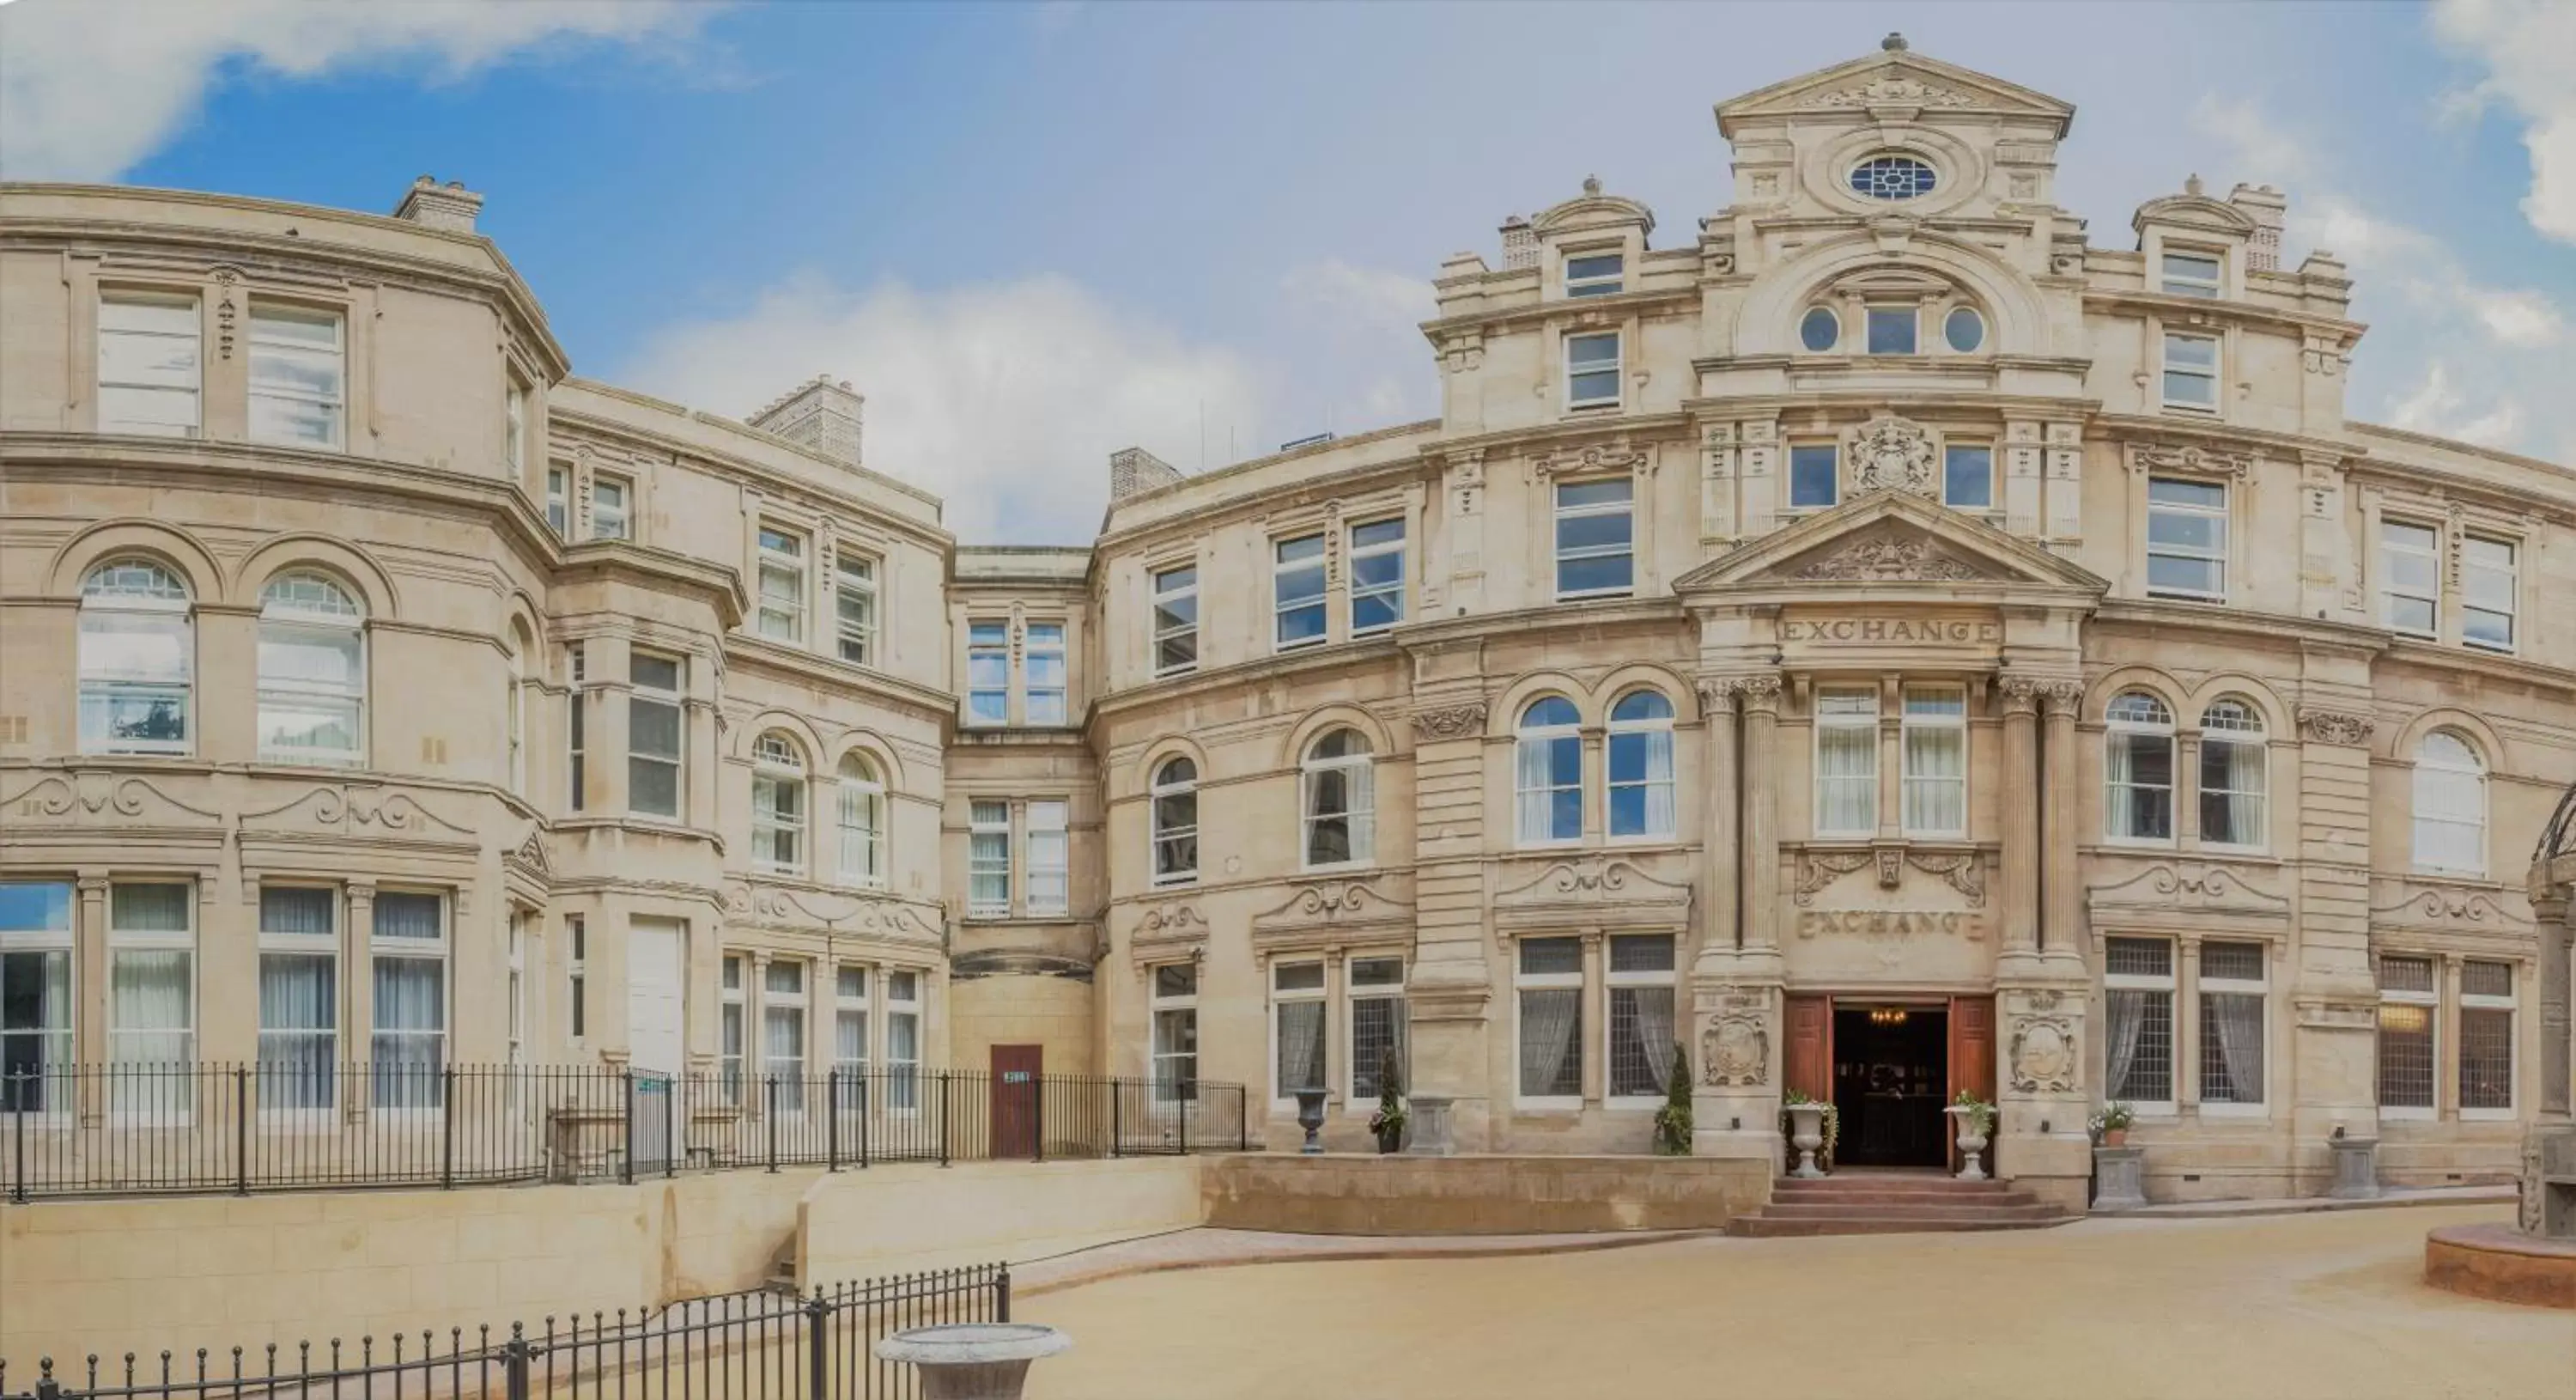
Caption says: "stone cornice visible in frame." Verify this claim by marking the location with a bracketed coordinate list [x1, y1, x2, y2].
[2080, 288, 2366, 344]
[547, 403, 951, 552]
[1091, 448, 1431, 557]
[1090, 633, 1410, 723]
[555, 539, 749, 631]
[719, 634, 961, 723]
[1415, 284, 1703, 342]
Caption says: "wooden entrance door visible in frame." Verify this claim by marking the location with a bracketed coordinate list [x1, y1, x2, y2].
[990, 1044, 1042, 1159]
[1785, 995, 1833, 1102]
[1947, 995, 1996, 1172]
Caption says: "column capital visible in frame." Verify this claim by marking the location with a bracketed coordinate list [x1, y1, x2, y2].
[2038, 680, 2085, 718]
[1732, 673, 1784, 715]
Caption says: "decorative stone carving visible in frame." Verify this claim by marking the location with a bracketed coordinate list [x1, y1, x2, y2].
[1846, 415, 1940, 497]
[2133, 441, 2257, 479]
[1874, 845, 1904, 889]
[2038, 680, 2085, 716]
[1787, 534, 1984, 582]
[724, 882, 943, 941]
[1250, 880, 1415, 943]
[1906, 851, 1987, 906]
[2008, 992, 2080, 1093]
[1801, 75, 1975, 110]
[240, 783, 473, 838]
[507, 831, 554, 880]
[1731, 673, 1783, 711]
[3, 771, 220, 825]
[2370, 885, 2532, 930]
[2087, 862, 2292, 915]
[1794, 851, 1874, 905]
[2296, 707, 2374, 746]
[1999, 674, 2042, 715]
[1530, 443, 1649, 478]
[1493, 856, 1693, 934]
[1411, 702, 1488, 741]
[1701, 1013, 1770, 1087]
[1135, 903, 1206, 936]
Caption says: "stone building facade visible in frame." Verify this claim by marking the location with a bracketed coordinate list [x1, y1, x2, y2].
[1, 42, 2569, 1206]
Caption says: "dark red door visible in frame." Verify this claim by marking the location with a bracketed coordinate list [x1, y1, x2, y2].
[991, 1044, 1042, 1159]
[1785, 995, 1833, 1103]
[1948, 996, 1996, 1172]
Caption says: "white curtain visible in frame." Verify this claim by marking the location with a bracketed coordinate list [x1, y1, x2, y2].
[373, 955, 443, 1110]
[258, 953, 334, 1108]
[374, 892, 442, 940]
[2208, 992, 2265, 1102]
[1515, 738, 1553, 842]
[1637, 987, 1676, 1093]
[1904, 727, 1965, 833]
[839, 782, 883, 884]
[111, 950, 191, 1062]
[2104, 988, 2147, 1100]
[1641, 729, 1675, 836]
[1519, 989, 1580, 1096]
[2204, 739, 2264, 844]
[1347, 759, 1376, 861]
[1817, 726, 1875, 832]
[764, 1006, 805, 1079]
[260, 886, 335, 934]
[1276, 1001, 1325, 1094]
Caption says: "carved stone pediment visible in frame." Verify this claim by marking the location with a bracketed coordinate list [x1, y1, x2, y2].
[506, 831, 554, 880]
[1672, 485, 2109, 597]
[1493, 857, 1692, 934]
[2369, 883, 2533, 932]
[1251, 880, 1415, 940]
[1411, 703, 1488, 741]
[723, 881, 944, 943]
[3, 771, 221, 830]
[1780, 527, 1996, 582]
[239, 782, 474, 843]
[2087, 862, 2290, 924]
[1715, 50, 2075, 131]
[1128, 900, 1208, 965]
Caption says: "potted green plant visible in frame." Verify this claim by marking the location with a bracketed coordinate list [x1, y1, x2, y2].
[1781, 1090, 1838, 1178]
[1651, 1042, 1692, 1155]
[1367, 1047, 1407, 1153]
[1945, 1090, 1996, 1181]
[2090, 1100, 2136, 1148]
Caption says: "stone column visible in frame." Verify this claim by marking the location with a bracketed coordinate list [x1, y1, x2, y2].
[1580, 933, 1606, 1105]
[1997, 679, 2041, 961]
[1991, 680, 2095, 1211]
[2537, 897, 2571, 1121]
[1402, 692, 1498, 1150]
[1690, 674, 1783, 1163]
[2288, 702, 2385, 1192]
[76, 875, 109, 1125]
[1739, 676, 1784, 950]
[1695, 680, 1741, 955]
[2038, 682, 2085, 959]
[345, 880, 377, 1124]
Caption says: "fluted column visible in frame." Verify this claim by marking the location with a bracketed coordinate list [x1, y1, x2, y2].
[1695, 680, 1741, 954]
[2538, 895, 2571, 1120]
[1998, 679, 2041, 957]
[1738, 675, 1784, 950]
[2038, 682, 2084, 955]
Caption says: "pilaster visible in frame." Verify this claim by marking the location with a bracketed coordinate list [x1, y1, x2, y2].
[344, 880, 377, 1125]
[1405, 691, 1497, 1149]
[1996, 678, 2041, 964]
[1690, 673, 1784, 1162]
[2535, 895, 2569, 1121]
[2291, 701, 2384, 1185]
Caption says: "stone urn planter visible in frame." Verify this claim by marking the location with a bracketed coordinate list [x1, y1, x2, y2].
[1945, 1104, 1992, 1182]
[1293, 1088, 1328, 1154]
[1784, 1101, 1830, 1178]
[876, 1324, 1070, 1400]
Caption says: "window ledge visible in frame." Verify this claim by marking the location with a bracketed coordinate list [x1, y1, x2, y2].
[2460, 1108, 2518, 1122]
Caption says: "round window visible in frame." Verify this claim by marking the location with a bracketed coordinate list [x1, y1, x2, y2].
[1944, 307, 1985, 353]
[1850, 155, 1937, 201]
[1799, 307, 1840, 353]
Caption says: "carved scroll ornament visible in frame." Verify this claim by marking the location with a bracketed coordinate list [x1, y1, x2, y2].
[2296, 707, 2374, 746]
[1411, 702, 1489, 741]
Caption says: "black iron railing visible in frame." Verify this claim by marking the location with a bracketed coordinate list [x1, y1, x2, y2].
[1, 1263, 1009, 1400]
[0, 1063, 1249, 1201]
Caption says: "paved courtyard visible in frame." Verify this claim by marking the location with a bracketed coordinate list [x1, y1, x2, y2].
[1022, 1205, 2570, 1400]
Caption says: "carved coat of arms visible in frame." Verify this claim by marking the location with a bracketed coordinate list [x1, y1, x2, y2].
[1849, 414, 1939, 496]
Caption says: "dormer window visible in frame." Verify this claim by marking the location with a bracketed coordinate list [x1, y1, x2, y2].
[1565, 253, 1623, 298]
[1799, 307, 1841, 353]
[1866, 306, 1917, 356]
[1850, 155, 1936, 201]
[2160, 251, 2223, 298]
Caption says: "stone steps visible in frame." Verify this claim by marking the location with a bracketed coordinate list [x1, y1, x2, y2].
[1730, 1174, 2079, 1238]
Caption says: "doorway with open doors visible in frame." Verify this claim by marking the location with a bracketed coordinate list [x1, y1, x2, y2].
[1784, 993, 1996, 1172]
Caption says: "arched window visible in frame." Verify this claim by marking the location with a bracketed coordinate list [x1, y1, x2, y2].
[1606, 691, 1675, 839]
[2413, 730, 2487, 874]
[79, 558, 194, 755]
[2105, 692, 2175, 841]
[257, 571, 364, 765]
[1850, 154, 1937, 200]
[750, 733, 806, 876]
[1301, 729, 1375, 868]
[2199, 698, 2267, 849]
[1516, 697, 1583, 845]
[836, 752, 887, 889]
[1151, 757, 1199, 886]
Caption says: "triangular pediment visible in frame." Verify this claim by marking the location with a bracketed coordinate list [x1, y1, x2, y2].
[1674, 490, 2108, 597]
[1716, 46, 2074, 137]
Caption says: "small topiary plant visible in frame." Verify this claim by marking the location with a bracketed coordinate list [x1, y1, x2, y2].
[1652, 1042, 1693, 1155]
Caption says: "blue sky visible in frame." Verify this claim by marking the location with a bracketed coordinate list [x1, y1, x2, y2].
[3, 0, 2567, 541]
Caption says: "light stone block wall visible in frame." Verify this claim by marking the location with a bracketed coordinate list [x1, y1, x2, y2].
[793, 1156, 1204, 1287]
[1202, 1154, 1771, 1234]
[949, 971, 1098, 1080]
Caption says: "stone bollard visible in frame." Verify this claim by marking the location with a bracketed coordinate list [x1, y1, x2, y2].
[877, 1324, 1072, 1400]
[2329, 1135, 2380, 1200]
[2092, 1145, 2147, 1211]
[1405, 1095, 1455, 1156]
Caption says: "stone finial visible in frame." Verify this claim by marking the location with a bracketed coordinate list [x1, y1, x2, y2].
[392, 175, 484, 234]
[1583, 174, 1602, 197]
[2185, 173, 2205, 197]
[1881, 31, 1908, 51]
[1109, 447, 1183, 502]
[748, 375, 865, 469]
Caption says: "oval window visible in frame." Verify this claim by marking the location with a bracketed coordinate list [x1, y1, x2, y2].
[1799, 307, 1840, 353]
[1944, 307, 1985, 353]
[1850, 155, 1937, 201]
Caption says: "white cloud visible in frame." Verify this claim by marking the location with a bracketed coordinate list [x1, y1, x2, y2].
[622, 274, 1268, 544]
[0, 0, 715, 181]
[2433, 0, 2576, 245]
[2386, 361, 2524, 448]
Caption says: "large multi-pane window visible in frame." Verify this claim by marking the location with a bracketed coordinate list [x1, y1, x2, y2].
[2198, 940, 2267, 1108]
[256, 572, 366, 765]
[590, 475, 631, 541]
[885, 970, 922, 1110]
[628, 652, 683, 819]
[1900, 687, 1966, 837]
[2377, 955, 2437, 1116]
[833, 965, 870, 1101]
[1553, 478, 1634, 598]
[2161, 332, 2219, 410]
[1789, 444, 1839, 510]
[1606, 691, 1675, 840]
[2459, 959, 2515, 1115]
[1565, 332, 1621, 409]
[1151, 565, 1198, 677]
[79, 559, 193, 756]
[966, 622, 1009, 726]
[2146, 478, 2227, 600]
[370, 892, 447, 1110]
[0, 882, 75, 1111]
[835, 553, 877, 665]
[1515, 697, 1583, 846]
[97, 294, 201, 436]
[2105, 692, 2176, 841]
[1274, 533, 1327, 649]
[1024, 623, 1067, 725]
[256, 885, 336, 1110]
[1026, 800, 1071, 917]
[763, 960, 806, 1093]
[1151, 963, 1198, 1103]
[246, 304, 344, 448]
[1348, 518, 1405, 634]
[2199, 699, 2267, 849]
[1866, 305, 1917, 355]
[750, 733, 806, 876]
[2380, 520, 2440, 637]
[1349, 957, 1407, 1102]
[1607, 934, 1678, 1100]
[1301, 729, 1375, 867]
[108, 883, 194, 1075]
[1151, 758, 1200, 886]
[755, 527, 807, 642]
[968, 800, 1012, 917]
[1271, 961, 1327, 1105]
[1814, 688, 1879, 837]
[1516, 937, 1583, 1103]
[2104, 936, 2176, 1110]
[2413, 731, 2487, 875]
[2464, 536, 2517, 652]
[836, 754, 887, 889]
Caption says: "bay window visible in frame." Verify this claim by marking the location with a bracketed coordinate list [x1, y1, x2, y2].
[1899, 687, 1965, 837]
[1516, 937, 1583, 1104]
[256, 572, 366, 765]
[370, 892, 447, 1110]
[256, 885, 337, 1111]
[2104, 936, 2176, 1111]
[97, 294, 202, 436]
[1606, 691, 1675, 840]
[2197, 940, 2267, 1109]
[1515, 697, 1583, 845]
[1814, 688, 1879, 837]
[2376, 954, 2437, 1117]
[1606, 934, 1677, 1101]
[79, 559, 193, 756]
[1271, 961, 1327, 1106]
[2105, 692, 2176, 841]
[246, 304, 344, 448]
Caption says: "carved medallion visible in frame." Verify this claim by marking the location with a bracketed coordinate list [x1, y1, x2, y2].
[1702, 1013, 1770, 1087]
[1847, 415, 1940, 496]
[1411, 702, 1488, 741]
[2008, 1013, 2079, 1093]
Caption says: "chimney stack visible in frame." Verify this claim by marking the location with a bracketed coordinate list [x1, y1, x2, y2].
[1498, 215, 1537, 271]
[1109, 447, 1183, 502]
[392, 176, 484, 234]
[2228, 183, 2287, 273]
[749, 375, 866, 470]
